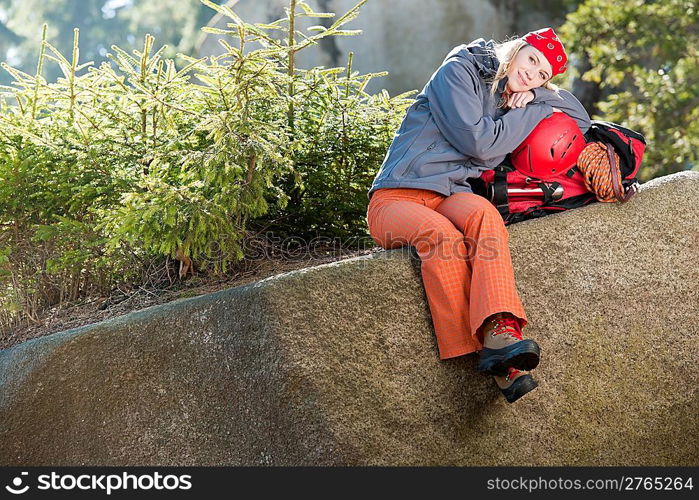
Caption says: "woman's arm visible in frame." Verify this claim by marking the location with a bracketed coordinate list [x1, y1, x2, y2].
[425, 58, 554, 162]
[530, 87, 592, 134]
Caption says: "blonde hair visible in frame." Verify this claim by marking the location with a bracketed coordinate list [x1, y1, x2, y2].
[488, 37, 560, 108]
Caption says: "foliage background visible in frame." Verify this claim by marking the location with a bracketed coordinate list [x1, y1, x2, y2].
[0, 0, 412, 332]
[0, 0, 227, 85]
[561, 0, 699, 180]
[0, 0, 696, 336]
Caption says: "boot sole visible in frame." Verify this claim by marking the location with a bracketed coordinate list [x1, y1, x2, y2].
[477, 340, 541, 376]
[501, 374, 538, 403]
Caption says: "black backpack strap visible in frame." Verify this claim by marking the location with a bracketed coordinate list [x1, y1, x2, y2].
[539, 181, 563, 204]
[492, 168, 509, 219]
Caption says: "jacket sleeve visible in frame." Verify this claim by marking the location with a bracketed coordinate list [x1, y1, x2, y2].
[531, 87, 592, 134]
[424, 58, 554, 162]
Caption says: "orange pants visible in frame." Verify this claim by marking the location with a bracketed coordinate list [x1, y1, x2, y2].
[366, 187, 528, 359]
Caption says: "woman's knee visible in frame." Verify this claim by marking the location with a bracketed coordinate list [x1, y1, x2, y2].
[367, 200, 454, 249]
[412, 222, 467, 261]
[436, 192, 505, 227]
[418, 221, 463, 245]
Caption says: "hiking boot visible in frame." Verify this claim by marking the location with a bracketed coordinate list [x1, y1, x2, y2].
[494, 367, 538, 403]
[477, 312, 540, 375]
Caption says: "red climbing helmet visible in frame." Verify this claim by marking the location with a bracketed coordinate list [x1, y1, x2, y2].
[511, 111, 586, 177]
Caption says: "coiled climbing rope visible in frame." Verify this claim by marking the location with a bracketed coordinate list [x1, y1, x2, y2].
[576, 142, 623, 203]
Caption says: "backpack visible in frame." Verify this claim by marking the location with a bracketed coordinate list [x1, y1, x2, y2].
[468, 120, 646, 226]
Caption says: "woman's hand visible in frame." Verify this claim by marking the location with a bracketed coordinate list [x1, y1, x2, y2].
[506, 90, 535, 109]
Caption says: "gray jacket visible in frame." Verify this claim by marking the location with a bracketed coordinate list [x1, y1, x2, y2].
[367, 38, 592, 200]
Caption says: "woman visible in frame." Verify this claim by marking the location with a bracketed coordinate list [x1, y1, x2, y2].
[365, 28, 591, 403]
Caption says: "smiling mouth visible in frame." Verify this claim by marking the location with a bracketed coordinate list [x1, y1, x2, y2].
[519, 72, 527, 86]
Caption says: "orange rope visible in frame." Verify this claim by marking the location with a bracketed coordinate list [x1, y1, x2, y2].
[577, 142, 622, 202]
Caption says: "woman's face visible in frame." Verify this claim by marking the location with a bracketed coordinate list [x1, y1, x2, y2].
[506, 45, 553, 93]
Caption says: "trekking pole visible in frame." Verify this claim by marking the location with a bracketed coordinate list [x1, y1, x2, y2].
[507, 183, 564, 200]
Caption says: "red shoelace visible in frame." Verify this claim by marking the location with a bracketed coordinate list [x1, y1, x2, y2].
[505, 367, 521, 382]
[490, 315, 524, 341]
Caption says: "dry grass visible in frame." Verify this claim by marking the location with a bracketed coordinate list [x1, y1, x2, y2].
[0, 246, 381, 351]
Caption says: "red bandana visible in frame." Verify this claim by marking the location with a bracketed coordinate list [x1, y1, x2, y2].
[522, 27, 568, 77]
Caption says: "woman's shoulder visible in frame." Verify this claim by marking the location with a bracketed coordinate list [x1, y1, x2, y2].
[441, 38, 499, 80]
